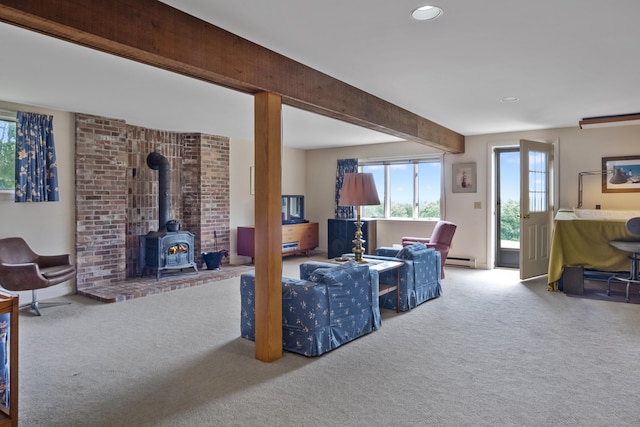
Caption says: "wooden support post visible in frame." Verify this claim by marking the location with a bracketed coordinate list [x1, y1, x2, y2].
[253, 92, 283, 362]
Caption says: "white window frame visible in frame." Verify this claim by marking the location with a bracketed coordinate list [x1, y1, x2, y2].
[360, 155, 443, 220]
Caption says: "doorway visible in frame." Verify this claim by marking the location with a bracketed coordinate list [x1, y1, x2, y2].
[495, 147, 520, 268]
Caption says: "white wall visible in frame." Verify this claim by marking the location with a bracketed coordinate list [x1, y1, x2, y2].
[282, 148, 307, 195]
[305, 140, 442, 253]
[229, 138, 254, 265]
[230, 138, 439, 263]
[228, 139, 307, 264]
[306, 125, 640, 269]
[463, 125, 640, 211]
[0, 101, 309, 286]
[6, 97, 640, 297]
[457, 126, 640, 268]
[0, 100, 76, 300]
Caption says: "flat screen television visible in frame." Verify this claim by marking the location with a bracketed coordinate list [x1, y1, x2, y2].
[282, 195, 307, 224]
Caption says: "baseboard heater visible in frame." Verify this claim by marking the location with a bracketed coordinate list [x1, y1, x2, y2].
[445, 256, 477, 269]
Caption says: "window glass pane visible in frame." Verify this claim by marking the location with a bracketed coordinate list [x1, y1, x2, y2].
[498, 150, 520, 243]
[0, 119, 16, 191]
[360, 158, 442, 220]
[389, 163, 413, 218]
[417, 161, 441, 219]
[528, 150, 548, 212]
[361, 164, 384, 218]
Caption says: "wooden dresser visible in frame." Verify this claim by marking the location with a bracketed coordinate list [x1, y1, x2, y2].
[237, 222, 319, 262]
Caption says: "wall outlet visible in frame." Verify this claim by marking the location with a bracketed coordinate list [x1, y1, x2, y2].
[474, 201, 481, 209]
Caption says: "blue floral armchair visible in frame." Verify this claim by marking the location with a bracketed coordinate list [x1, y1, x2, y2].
[369, 243, 442, 311]
[240, 261, 381, 357]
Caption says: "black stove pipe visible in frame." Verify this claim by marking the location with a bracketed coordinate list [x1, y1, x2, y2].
[146, 152, 170, 232]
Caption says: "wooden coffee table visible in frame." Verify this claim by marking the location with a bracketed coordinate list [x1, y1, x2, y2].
[365, 259, 403, 312]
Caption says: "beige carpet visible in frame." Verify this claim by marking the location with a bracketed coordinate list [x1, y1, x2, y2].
[17, 257, 640, 426]
[565, 278, 640, 304]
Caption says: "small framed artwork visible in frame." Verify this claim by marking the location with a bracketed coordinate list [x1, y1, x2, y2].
[452, 162, 476, 193]
[602, 155, 640, 193]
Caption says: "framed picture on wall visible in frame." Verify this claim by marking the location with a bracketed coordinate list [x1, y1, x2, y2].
[452, 162, 476, 193]
[602, 155, 640, 193]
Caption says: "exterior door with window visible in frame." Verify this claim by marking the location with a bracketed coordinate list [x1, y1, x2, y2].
[519, 139, 553, 280]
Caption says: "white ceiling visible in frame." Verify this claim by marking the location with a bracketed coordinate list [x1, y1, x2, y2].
[2, 0, 640, 150]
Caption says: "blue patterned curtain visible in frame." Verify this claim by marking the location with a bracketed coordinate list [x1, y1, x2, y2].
[335, 158, 358, 218]
[15, 112, 60, 202]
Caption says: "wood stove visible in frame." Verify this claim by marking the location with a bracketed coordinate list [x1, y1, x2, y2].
[139, 152, 198, 279]
[139, 230, 198, 279]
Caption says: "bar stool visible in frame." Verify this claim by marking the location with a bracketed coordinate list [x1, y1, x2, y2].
[607, 217, 640, 302]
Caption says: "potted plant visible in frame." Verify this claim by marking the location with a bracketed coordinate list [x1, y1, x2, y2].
[202, 231, 228, 270]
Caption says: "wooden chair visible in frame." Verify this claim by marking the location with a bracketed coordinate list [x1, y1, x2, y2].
[402, 220, 457, 278]
[0, 237, 76, 316]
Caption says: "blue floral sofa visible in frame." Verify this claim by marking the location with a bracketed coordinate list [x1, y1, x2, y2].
[240, 261, 381, 357]
[368, 242, 442, 311]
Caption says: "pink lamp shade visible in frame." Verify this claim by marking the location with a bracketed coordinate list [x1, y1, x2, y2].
[338, 173, 380, 207]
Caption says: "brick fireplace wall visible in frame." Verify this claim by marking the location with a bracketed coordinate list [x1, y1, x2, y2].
[125, 126, 186, 276]
[182, 133, 230, 258]
[75, 113, 230, 291]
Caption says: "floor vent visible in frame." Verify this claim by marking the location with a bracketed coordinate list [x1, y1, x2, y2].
[446, 256, 477, 269]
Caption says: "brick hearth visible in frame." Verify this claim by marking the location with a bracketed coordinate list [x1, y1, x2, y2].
[78, 265, 254, 303]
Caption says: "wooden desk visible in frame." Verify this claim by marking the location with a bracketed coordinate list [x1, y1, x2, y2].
[548, 210, 636, 290]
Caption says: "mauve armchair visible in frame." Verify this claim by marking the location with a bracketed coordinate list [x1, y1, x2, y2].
[402, 220, 457, 278]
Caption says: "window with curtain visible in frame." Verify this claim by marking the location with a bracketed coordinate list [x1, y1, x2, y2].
[361, 157, 442, 220]
[14, 111, 60, 202]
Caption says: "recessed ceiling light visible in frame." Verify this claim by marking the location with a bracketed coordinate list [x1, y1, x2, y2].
[501, 96, 520, 103]
[411, 5, 444, 21]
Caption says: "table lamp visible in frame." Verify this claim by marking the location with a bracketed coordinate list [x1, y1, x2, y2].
[577, 169, 623, 208]
[338, 172, 380, 263]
